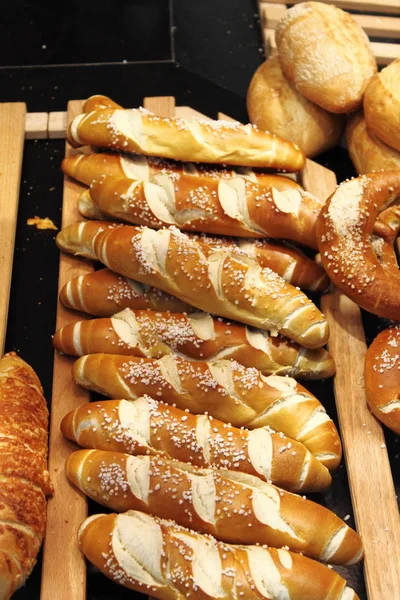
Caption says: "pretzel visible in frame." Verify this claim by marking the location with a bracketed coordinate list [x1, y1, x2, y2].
[316, 171, 400, 319]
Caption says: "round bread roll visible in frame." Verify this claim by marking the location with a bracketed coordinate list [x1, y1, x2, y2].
[364, 58, 400, 152]
[275, 2, 377, 114]
[247, 57, 344, 157]
[346, 113, 400, 174]
[364, 326, 400, 435]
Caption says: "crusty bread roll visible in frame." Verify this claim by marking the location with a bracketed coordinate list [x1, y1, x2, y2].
[68, 450, 362, 564]
[364, 326, 400, 434]
[67, 107, 306, 171]
[346, 113, 400, 174]
[364, 58, 400, 152]
[53, 308, 335, 380]
[247, 56, 344, 157]
[56, 221, 330, 348]
[0, 353, 52, 599]
[275, 2, 377, 113]
[61, 397, 332, 492]
[78, 511, 360, 599]
[72, 353, 342, 469]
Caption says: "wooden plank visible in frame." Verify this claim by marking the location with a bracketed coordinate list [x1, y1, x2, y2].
[48, 111, 68, 139]
[0, 103, 26, 354]
[25, 112, 48, 139]
[371, 41, 400, 64]
[40, 100, 91, 600]
[301, 160, 400, 600]
[260, 0, 400, 15]
[143, 96, 176, 117]
[261, 5, 400, 38]
[322, 292, 400, 599]
[175, 106, 214, 121]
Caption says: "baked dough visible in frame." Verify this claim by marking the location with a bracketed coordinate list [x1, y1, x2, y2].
[346, 113, 400, 174]
[247, 57, 344, 157]
[275, 2, 377, 113]
[364, 58, 400, 152]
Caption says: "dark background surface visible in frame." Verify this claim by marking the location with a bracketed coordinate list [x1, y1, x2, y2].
[2, 1, 398, 599]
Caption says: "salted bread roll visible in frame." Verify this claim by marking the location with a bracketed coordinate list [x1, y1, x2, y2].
[364, 58, 400, 152]
[275, 2, 377, 113]
[346, 113, 400, 174]
[247, 56, 344, 157]
[78, 511, 360, 600]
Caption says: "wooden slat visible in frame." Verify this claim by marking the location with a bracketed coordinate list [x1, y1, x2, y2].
[0, 103, 26, 353]
[40, 100, 91, 600]
[261, 5, 400, 38]
[48, 111, 68, 139]
[25, 112, 48, 140]
[302, 159, 400, 600]
[260, 0, 400, 15]
[175, 106, 214, 121]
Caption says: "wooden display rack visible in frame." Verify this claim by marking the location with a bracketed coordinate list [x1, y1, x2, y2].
[258, 0, 400, 65]
[0, 98, 399, 600]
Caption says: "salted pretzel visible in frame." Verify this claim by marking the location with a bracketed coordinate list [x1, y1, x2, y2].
[365, 327, 400, 435]
[316, 171, 400, 320]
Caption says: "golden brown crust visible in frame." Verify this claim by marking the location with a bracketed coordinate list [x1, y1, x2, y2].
[59, 267, 193, 317]
[316, 172, 400, 320]
[275, 2, 377, 113]
[247, 56, 344, 157]
[72, 353, 342, 469]
[82, 173, 322, 248]
[61, 398, 332, 492]
[67, 107, 306, 170]
[78, 511, 360, 599]
[83, 94, 122, 113]
[68, 450, 361, 564]
[56, 222, 330, 348]
[365, 327, 400, 434]
[346, 113, 400, 175]
[0, 352, 51, 598]
[364, 58, 400, 152]
[53, 309, 335, 380]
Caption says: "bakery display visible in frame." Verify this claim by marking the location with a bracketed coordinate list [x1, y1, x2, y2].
[66, 107, 306, 170]
[365, 326, 400, 435]
[346, 113, 400, 174]
[71, 353, 341, 469]
[364, 58, 400, 153]
[275, 2, 377, 114]
[0, 352, 52, 598]
[78, 511, 360, 600]
[316, 171, 400, 320]
[67, 450, 362, 563]
[61, 397, 332, 493]
[247, 56, 344, 157]
[53, 308, 335, 379]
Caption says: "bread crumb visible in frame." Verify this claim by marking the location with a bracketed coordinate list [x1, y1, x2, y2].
[27, 216, 58, 230]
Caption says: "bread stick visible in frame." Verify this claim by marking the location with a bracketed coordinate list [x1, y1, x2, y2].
[68, 450, 361, 564]
[78, 511, 360, 599]
[59, 268, 193, 317]
[72, 353, 342, 469]
[77, 172, 322, 248]
[56, 221, 330, 348]
[61, 397, 332, 493]
[67, 107, 306, 170]
[54, 308, 335, 380]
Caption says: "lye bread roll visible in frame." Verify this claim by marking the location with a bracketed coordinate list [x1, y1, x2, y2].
[364, 58, 400, 152]
[275, 2, 377, 113]
[247, 56, 344, 157]
[346, 113, 400, 174]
